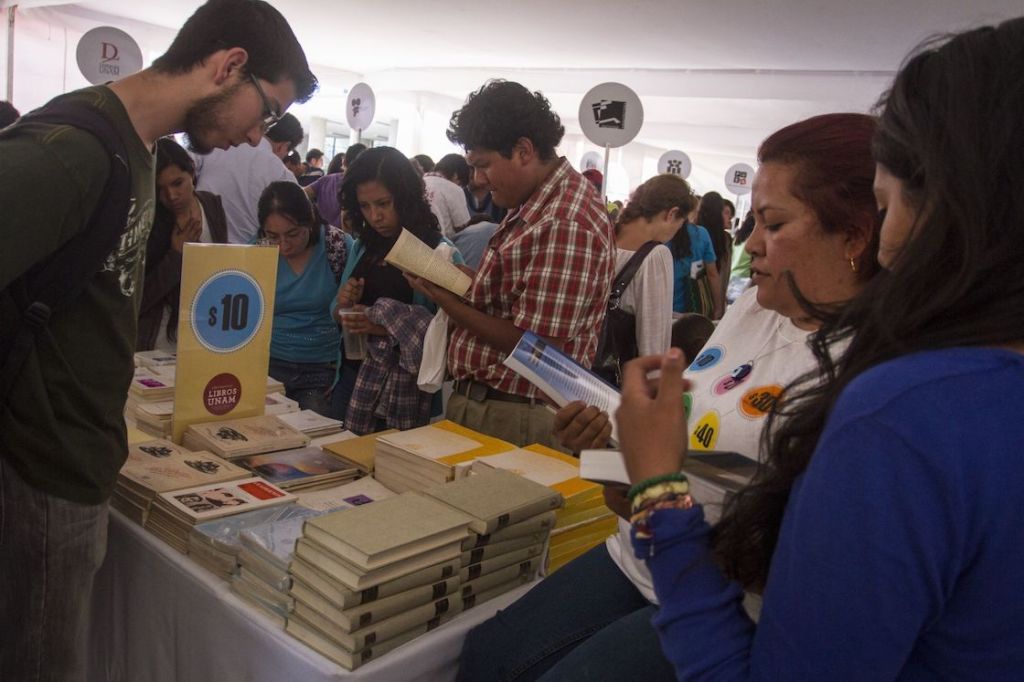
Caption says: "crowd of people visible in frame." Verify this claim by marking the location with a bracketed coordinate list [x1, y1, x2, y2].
[1, 0, 1021, 679]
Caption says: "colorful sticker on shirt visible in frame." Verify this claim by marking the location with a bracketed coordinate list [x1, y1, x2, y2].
[682, 393, 693, 420]
[739, 385, 784, 420]
[690, 411, 720, 451]
[712, 362, 754, 395]
[688, 345, 724, 373]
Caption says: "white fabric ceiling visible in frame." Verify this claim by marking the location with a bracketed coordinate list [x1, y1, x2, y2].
[9, 0, 1023, 193]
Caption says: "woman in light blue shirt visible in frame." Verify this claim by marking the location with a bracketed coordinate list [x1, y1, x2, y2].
[257, 182, 349, 417]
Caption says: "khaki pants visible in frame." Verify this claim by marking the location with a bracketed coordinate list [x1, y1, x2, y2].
[446, 393, 570, 453]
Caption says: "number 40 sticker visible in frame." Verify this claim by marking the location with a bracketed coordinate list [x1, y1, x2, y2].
[190, 270, 265, 353]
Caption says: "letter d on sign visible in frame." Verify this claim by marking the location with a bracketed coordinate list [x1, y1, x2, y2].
[101, 42, 120, 62]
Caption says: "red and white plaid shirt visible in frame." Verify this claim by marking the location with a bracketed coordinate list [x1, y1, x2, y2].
[448, 158, 615, 397]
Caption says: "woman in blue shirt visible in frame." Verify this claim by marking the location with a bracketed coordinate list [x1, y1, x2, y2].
[618, 18, 1024, 680]
[257, 182, 348, 417]
[668, 220, 722, 318]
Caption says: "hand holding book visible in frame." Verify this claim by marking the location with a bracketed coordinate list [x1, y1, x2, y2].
[616, 350, 691, 485]
[553, 401, 613, 453]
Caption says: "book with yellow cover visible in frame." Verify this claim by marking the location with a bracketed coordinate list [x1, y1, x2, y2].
[321, 429, 398, 474]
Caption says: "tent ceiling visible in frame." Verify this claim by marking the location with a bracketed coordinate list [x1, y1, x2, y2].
[59, 0, 1023, 185]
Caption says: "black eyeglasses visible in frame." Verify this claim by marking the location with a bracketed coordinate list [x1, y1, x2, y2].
[249, 72, 281, 132]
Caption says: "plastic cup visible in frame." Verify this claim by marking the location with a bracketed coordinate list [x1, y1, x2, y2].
[337, 308, 367, 360]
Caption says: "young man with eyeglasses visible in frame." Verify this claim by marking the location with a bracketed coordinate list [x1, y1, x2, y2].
[0, 1, 316, 678]
[193, 111, 306, 244]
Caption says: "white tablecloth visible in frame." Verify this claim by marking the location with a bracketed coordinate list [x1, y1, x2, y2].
[88, 510, 538, 681]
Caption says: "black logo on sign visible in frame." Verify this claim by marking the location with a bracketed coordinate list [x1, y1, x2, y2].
[591, 99, 626, 129]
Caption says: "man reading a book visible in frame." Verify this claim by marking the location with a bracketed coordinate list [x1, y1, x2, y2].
[0, 1, 316, 678]
[407, 80, 615, 447]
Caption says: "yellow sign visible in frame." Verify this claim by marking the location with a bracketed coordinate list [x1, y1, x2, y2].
[171, 244, 277, 442]
[690, 410, 720, 451]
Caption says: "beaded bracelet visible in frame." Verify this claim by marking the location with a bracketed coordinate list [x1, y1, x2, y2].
[631, 493, 696, 540]
[628, 472, 688, 502]
[630, 479, 689, 514]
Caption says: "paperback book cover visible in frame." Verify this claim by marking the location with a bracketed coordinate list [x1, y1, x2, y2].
[503, 331, 621, 443]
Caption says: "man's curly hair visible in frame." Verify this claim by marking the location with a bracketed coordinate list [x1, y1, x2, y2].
[447, 80, 565, 160]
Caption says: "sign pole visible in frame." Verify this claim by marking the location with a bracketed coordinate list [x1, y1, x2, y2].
[601, 143, 611, 202]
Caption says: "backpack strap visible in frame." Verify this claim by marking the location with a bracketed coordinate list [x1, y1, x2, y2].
[0, 99, 133, 404]
[608, 241, 660, 311]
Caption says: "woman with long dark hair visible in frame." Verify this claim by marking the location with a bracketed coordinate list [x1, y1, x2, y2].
[137, 137, 228, 351]
[258, 181, 348, 417]
[667, 205, 723, 319]
[458, 112, 881, 681]
[618, 18, 1024, 678]
[332, 146, 462, 432]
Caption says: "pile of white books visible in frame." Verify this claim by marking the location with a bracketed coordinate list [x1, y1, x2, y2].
[286, 491, 472, 670]
[233, 446, 359, 492]
[146, 477, 295, 553]
[128, 366, 176, 404]
[183, 415, 310, 459]
[188, 503, 311, 579]
[475, 445, 616, 573]
[132, 399, 175, 438]
[134, 350, 177, 368]
[231, 477, 396, 623]
[424, 468, 560, 607]
[264, 392, 301, 416]
[277, 409, 345, 438]
[111, 439, 249, 524]
[373, 421, 515, 492]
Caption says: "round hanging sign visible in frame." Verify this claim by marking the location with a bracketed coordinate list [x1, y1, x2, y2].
[76, 26, 143, 85]
[578, 82, 644, 148]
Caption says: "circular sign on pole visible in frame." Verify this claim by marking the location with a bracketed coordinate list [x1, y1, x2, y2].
[579, 151, 602, 172]
[657, 150, 692, 179]
[578, 82, 644, 148]
[76, 26, 143, 85]
[191, 270, 265, 353]
[346, 82, 376, 131]
[724, 162, 756, 195]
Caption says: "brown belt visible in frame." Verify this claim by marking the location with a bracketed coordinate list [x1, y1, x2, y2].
[451, 379, 540, 405]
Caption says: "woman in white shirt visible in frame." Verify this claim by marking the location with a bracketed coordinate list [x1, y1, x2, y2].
[592, 174, 690, 384]
[458, 112, 883, 682]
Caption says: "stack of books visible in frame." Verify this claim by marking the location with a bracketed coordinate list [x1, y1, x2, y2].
[321, 429, 397, 476]
[424, 468, 560, 605]
[373, 421, 515, 492]
[189, 503, 312, 579]
[266, 375, 286, 395]
[231, 477, 396, 623]
[234, 446, 360, 492]
[264, 392, 301, 416]
[111, 438, 250, 524]
[286, 491, 473, 670]
[133, 398, 175, 438]
[134, 350, 177, 368]
[472, 444, 616, 573]
[277, 409, 345, 438]
[183, 415, 310, 459]
[145, 477, 295, 553]
[129, 366, 176, 402]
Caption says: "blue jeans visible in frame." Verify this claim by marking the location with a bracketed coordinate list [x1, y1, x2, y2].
[457, 543, 675, 682]
[0, 458, 109, 681]
[268, 357, 336, 418]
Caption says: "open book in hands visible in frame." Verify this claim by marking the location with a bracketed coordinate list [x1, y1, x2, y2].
[384, 228, 472, 297]
[502, 331, 622, 444]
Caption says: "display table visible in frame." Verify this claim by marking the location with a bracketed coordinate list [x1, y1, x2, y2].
[87, 509, 538, 681]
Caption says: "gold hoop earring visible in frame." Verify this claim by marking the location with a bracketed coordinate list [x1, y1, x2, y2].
[849, 257, 858, 274]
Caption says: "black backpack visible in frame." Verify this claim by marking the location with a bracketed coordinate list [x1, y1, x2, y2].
[592, 241, 660, 386]
[0, 99, 133, 405]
